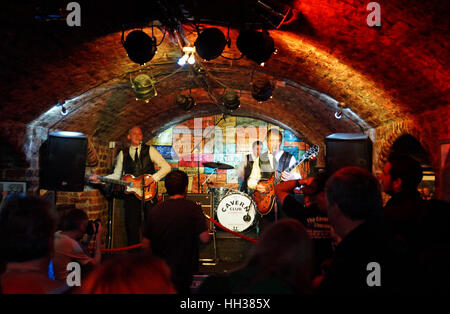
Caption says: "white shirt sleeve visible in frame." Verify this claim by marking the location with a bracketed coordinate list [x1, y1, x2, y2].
[104, 150, 124, 180]
[149, 146, 171, 182]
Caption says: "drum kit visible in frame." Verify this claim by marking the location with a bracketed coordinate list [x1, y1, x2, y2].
[202, 162, 258, 233]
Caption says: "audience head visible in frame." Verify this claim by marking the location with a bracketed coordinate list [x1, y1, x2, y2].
[302, 171, 329, 210]
[326, 167, 382, 237]
[165, 170, 188, 196]
[61, 209, 89, 237]
[80, 253, 176, 294]
[245, 219, 314, 294]
[381, 153, 423, 194]
[0, 194, 58, 263]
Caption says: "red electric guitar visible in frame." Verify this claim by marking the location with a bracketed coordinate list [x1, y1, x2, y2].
[253, 145, 320, 215]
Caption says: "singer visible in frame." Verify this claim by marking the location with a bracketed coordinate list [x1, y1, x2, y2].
[89, 126, 170, 247]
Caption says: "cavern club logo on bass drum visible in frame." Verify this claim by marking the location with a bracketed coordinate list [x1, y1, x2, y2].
[221, 199, 250, 212]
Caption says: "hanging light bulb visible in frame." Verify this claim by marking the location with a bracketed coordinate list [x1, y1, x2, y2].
[187, 53, 195, 64]
[178, 54, 189, 66]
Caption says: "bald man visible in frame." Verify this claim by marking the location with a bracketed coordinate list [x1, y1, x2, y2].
[90, 126, 170, 247]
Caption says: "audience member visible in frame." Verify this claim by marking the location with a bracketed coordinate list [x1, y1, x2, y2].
[142, 170, 210, 294]
[0, 194, 68, 294]
[197, 219, 314, 294]
[318, 167, 411, 295]
[53, 209, 102, 282]
[380, 153, 427, 246]
[274, 172, 334, 278]
[381, 154, 450, 294]
[79, 253, 176, 294]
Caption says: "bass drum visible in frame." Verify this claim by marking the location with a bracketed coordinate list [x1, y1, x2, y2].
[216, 190, 257, 233]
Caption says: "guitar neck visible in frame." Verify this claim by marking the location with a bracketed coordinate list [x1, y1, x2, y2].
[85, 174, 131, 187]
[274, 155, 308, 185]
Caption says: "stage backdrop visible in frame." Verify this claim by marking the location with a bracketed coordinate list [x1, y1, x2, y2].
[149, 115, 313, 195]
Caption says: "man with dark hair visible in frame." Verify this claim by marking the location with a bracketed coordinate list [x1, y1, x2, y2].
[381, 153, 450, 295]
[0, 195, 67, 294]
[142, 170, 210, 294]
[237, 140, 263, 194]
[318, 167, 410, 295]
[274, 172, 333, 278]
[90, 126, 170, 247]
[380, 153, 426, 246]
[53, 209, 102, 282]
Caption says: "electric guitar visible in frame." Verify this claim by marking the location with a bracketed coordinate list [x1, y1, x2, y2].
[85, 173, 157, 201]
[253, 145, 320, 215]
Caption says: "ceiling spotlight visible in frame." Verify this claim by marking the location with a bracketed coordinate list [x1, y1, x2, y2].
[130, 74, 157, 102]
[194, 28, 227, 61]
[175, 94, 196, 111]
[56, 100, 68, 116]
[251, 78, 275, 102]
[237, 29, 275, 65]
[223, 91, 240, 111]
[334, 102, 347, 119]
[178, 46, 196, 66]
[122, 30, 157, 65]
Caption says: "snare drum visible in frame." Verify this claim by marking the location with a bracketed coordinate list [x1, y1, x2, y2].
[216, 190, 257, 233]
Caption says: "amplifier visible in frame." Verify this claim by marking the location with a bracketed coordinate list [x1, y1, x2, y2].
[162, 193, 213, 230]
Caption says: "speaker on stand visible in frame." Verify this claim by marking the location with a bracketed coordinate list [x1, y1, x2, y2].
[39, 131, 88, 192]
[325, 133, 373, 176]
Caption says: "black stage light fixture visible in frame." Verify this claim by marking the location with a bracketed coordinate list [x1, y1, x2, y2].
[122, 30, 157, 65]
[237, 30, 275, 65]
[175, 94, 196, 111]
[223, 91, 240, 111]
[194, 28, 227, 61]
[251, 78, 275, 102]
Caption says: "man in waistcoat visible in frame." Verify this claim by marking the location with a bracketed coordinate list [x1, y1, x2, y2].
[247, 128, 301, 223]
[90, 126, 171, 246]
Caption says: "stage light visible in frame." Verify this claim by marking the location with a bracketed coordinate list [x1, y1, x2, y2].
[57, 100, 68, 115]
[194, 28, 227, 61]
[334, 103, 346, 119]
[175, 94, 196, 111]
[122, 30, 157, 65]
[130, 74, 157, 102]
[237, 29, 275, 65]
[251, 78, 275, 102]
[223, 91, 240, 111]
[178, 46, 196, 67]
[187, 53, 196, 64]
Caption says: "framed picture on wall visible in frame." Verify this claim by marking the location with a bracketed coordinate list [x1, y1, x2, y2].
[439, 140, 450, 200]
[0, 181, 27, 194]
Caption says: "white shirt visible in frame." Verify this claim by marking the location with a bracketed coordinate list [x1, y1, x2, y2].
[247, 150, 301, 190]
[105, 144, 171, 182]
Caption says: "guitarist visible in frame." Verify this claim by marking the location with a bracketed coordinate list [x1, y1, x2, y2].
[89, 126, 170, 247]
[247, 128, 301, 222]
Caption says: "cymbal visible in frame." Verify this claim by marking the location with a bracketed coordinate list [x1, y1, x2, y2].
[202, 162, 234, 170]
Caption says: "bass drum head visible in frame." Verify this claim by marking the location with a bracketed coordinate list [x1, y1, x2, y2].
[216, 191, 256, 233]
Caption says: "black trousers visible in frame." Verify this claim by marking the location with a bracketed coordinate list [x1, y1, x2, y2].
[123, 194, 156, 246]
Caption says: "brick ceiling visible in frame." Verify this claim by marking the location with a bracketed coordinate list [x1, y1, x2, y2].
[0, 0, 448, 154]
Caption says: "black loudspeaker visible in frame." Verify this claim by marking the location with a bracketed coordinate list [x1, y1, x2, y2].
[40, 131, 88, 192]
[325, 133, 373, 176]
